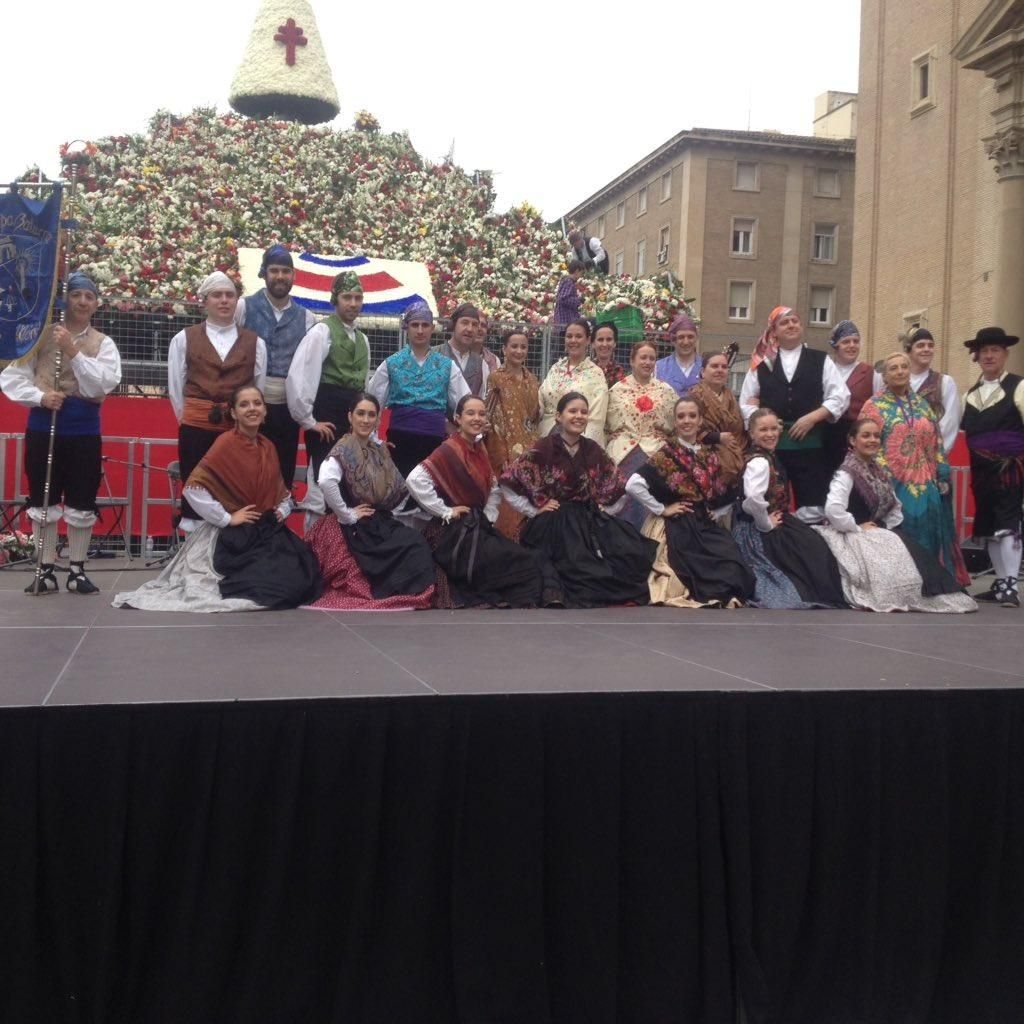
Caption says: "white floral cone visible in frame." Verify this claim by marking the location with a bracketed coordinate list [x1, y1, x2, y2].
[229, 0, 340, 124]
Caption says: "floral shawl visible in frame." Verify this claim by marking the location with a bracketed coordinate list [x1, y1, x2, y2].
[640, 439, 727, 509]
[484, 366, 540, 472]
[861, 389, 948, 497]
[745, 446, 790, 515]
[500, 431, 625, 508]
[537, 357, 609, 442]
[605, 375, 677, 464]
[840, 449, 899, 524]
[598, 360, 627, 388]
[327, 433, 406, 510]
[421, 433, 494, 509]
[186, 429, 287, 513]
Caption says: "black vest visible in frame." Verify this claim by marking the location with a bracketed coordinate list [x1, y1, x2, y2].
[756, 346, 827, 422]
[962, 373, 1024, 438]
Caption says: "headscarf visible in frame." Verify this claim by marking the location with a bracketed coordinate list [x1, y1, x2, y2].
[402, 300, 434, 326]
[667, 312, 697, 338]
[258, 245, 293, 278]
[330, 271, 363, 302]
[449, 302, 480, 325]
[749, 305, 796, 371]
[197, 271, 236, 300]
[829, 319, 859, 348]
[66, 271, 98, 297]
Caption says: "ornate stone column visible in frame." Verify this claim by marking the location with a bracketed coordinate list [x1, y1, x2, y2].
[986, 125, 1024, 370]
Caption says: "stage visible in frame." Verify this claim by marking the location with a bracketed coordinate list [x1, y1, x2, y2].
[2, 566, 1023, 1023]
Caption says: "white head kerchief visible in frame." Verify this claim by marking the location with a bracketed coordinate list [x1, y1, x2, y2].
[197, 271, 235, 300]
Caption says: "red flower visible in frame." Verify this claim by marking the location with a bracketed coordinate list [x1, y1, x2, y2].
[636, 395, 655, 413]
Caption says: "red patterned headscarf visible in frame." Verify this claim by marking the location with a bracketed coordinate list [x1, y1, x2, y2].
[749, 306, 796, 371]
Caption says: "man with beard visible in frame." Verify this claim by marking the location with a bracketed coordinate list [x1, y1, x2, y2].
[235, 245, 317, 487]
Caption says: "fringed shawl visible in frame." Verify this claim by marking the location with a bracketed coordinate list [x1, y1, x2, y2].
[186, 429, 288, 513]
[840, 449, 899, 523]
[500, 431, 625, 507]
[328, 433, 407, 510]
[421, 434, 494, 508]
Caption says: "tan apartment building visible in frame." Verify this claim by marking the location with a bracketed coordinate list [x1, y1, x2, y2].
[564, 127, 856, 355]
[854, 0, 1024, 386]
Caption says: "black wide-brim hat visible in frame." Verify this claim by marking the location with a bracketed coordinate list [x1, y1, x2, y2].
[964, 326, 1019, 351]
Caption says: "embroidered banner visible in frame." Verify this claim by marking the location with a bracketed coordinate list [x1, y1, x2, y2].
[0, 185, 63, 365]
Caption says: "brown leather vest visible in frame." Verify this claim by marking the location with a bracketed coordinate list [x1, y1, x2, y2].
[182, 323, 258, 403]
[33, 325, 107, 403]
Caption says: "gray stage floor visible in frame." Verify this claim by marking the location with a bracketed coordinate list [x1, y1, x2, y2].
[1, 560, 1022, 707]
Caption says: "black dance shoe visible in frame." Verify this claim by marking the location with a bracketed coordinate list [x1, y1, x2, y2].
[66, 564, 100, 595]
[24, 565, 59, 595]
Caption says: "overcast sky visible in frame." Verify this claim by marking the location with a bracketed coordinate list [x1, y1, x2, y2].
[3, 1, 860, 219]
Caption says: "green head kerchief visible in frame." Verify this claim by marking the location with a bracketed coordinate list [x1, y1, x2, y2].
[331, 270, 363, 302]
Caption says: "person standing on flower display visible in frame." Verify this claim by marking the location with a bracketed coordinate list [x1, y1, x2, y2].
[367, 301, 469, 476]
[655, 313, 704, 398]
[168, 270, 267, 530]
[739, 305, 850, 508]
[0, 272, 122, 595]
[961, 327, 1024, 607]
[235, 245, 317, 488]
[286, 270, 370, 491]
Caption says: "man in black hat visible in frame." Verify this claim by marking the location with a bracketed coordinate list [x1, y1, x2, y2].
[961, 326, 1024, 606]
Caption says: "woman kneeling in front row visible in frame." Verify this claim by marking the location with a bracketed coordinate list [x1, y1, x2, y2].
[732, 408, 847, 609]
[114, 386, 322, 612]
[813, 418, 976, 613]
[500, 392, 658, 607]
[406, 395, 544, 608]
[626, 396, 755, 608]
[304, 393, 436, 611]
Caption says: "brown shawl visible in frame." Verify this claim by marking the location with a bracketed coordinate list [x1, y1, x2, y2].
[186, 429, 288, 513]
[421, 434, 494, 509]
[689, 381, 748, 486]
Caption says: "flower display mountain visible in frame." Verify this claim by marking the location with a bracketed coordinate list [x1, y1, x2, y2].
[63, 107, 697, 327]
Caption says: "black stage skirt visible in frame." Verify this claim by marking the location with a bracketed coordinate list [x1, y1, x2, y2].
[521, 501, 658, 608]
[306, 384, 361, 481]
[387, 428, 446, 478]
[213, 512, 323, 608]
[762, 513, 847, 608]
[892, 526, 965, 597]
[664, 509, 756, 605]
[342, 511, 436, 600]
[430, 511, 542, 608]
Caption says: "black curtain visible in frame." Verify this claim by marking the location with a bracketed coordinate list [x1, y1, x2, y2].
[0, 691, 1022, 1024]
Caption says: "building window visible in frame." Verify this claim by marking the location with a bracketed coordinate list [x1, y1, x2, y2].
[731, 217, 756, 257]
[661, 171, 672, 202]
[812, 223, 837, 262]
[616, 202, 625, 228]
[734, 162, 759, 191]
[814, 168, 840, 198]
[658, 226, 670, 265]
[596, 214, 606, 237]
[636, 238, 647, 276]
[728, 280, 753, 321]
[614, 250, 624, 276]
[637, 186, 648, 216]
[911, 50, 936, 115]
[810, 285, 834, 326]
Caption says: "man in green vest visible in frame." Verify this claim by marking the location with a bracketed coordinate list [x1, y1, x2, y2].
[286, 270, 370, 488]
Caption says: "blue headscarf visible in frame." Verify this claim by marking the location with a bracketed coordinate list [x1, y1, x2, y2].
[66, 271, 98, 297]
[829, 319, 860, 348]
[259, 245, 293, 278]
[402, 300, 434, 326]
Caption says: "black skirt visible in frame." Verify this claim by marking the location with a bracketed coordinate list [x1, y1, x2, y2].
[664, 510, 756, 604]
[213, 512, 323, 608]
[342, 511, 436, 600]
[521, 501, 658, 608]
[430, 511, 542, 608]
[761, 512, 847, 608]
[892, 526, 965, 597]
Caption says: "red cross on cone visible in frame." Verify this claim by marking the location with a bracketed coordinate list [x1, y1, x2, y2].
[229, 0, 340, 124]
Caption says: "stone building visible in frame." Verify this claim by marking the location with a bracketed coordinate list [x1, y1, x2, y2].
[853, 0, 1024, 383]
[564, 126, 855, 353]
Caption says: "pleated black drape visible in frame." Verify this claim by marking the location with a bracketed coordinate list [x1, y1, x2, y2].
[1, 690, 1022, 1024]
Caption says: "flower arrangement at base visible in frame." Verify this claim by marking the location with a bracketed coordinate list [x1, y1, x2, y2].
[0, 531, 35, 565]
[58, 107, 696, 326]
